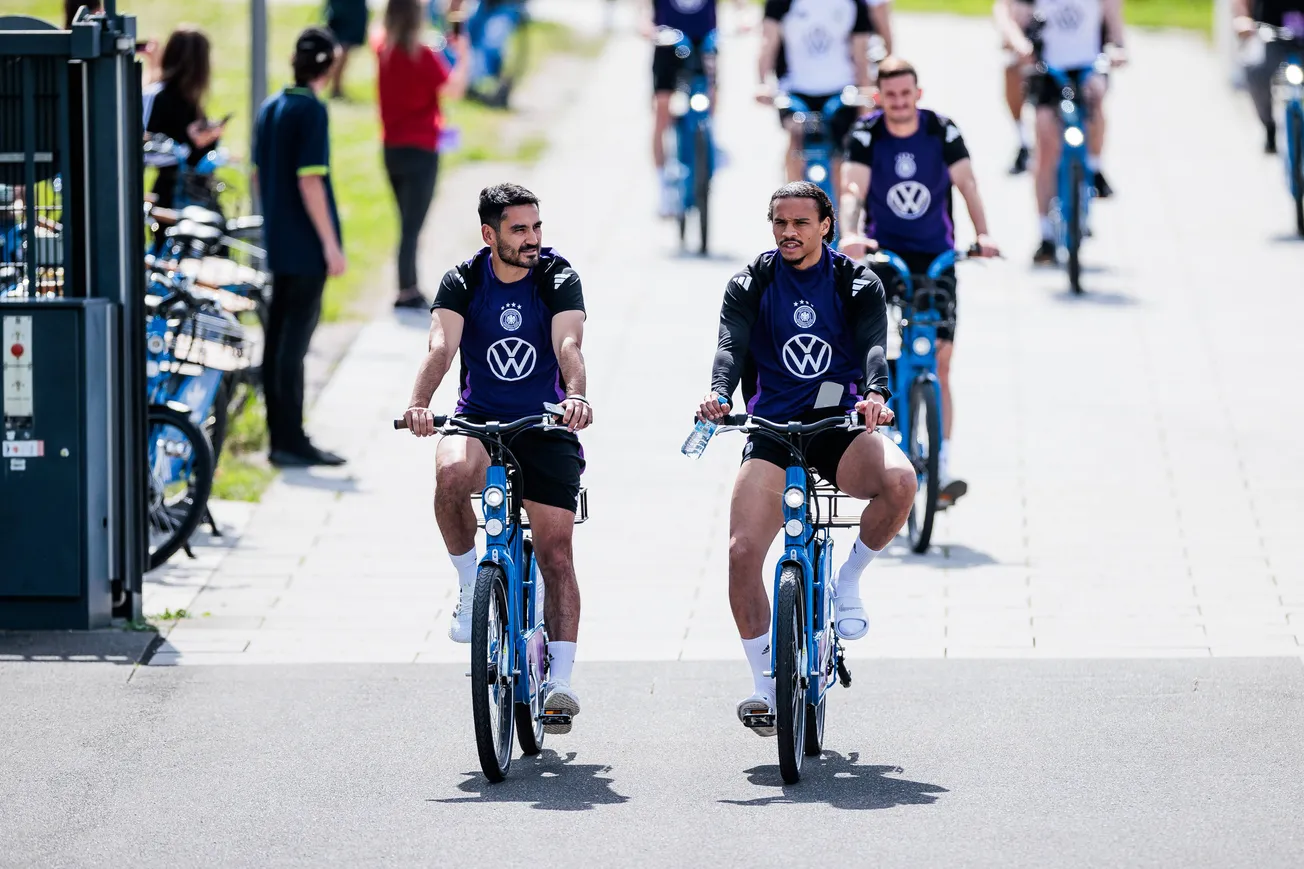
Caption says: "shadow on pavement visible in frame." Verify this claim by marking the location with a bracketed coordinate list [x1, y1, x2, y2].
[430, 750, 630, 811]
[1050, 288, 1137, 306]
[882, 541, 1000, 569]
[277, 470, 362, 494]
[719, 751, 947, 810]
[0, 630, 160, 665]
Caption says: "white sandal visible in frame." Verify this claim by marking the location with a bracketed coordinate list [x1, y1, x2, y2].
[834, 595, 869, 640]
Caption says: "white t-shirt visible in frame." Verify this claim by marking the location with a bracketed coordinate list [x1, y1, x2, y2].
[766, 0, 873, 96]
[1034, 0, 1103, 70]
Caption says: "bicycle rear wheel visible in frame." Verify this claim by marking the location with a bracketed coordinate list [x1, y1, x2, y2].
[906, 379, 941, 554]
[515, 546, 546, 756]
[694, 124, 711, 256]
[471, 564, 516, 782]
[775, 564, 807, 784]
[1067, 160, 1084, 294]
[145, 404, 215, 571]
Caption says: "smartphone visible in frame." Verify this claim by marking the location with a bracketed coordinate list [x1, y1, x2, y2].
[134, 41, 148, 52]
[208, 112, 234, 129]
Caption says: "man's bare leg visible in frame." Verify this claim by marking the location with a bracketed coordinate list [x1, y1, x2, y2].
[729, 458, 784, 731]
[527, 500, 582, 729]
[830, 431, 917, 638]
[434, 436, 489, 642]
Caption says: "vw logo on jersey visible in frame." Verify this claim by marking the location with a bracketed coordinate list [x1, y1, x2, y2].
[886, 181, 931, 220]
[487, 337, 537, 381]
[793, 303, 818, 329]
[782, 334, 833, 380]
[804, 25, 833, 56]
[499, 304, 523, 332]
[671, 0, 706, 11]
[1050, 0, 1084, 30]
[894, 152, 917, 179]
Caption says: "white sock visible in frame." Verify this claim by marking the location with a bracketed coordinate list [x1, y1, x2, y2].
[741, 633, 774, 697]
[1039, 215, 1055, 241]
[835, 535, 882, 601]
[1015, 120, 1029, 148]
[939, 439, 951, 482]
[548, 641, 576, 686]
[1087, 154, 1101, 173]
[449, 547, 478, 589]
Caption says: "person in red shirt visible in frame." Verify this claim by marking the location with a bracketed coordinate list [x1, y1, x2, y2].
[373, 0, 467, 308]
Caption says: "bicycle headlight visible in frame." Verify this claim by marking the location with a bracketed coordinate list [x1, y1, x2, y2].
[912, 336, 932, 356]
[483, 486, 505, 508]
[1063, 127, 1085, 147]
[485, 518, 505, 537]
[1286, 65, 1304, 86]
[784, 518, 804, 538]
[689, 93, 711, 113]
[807, 164, 828, 183]
[784, 487, 805, 509]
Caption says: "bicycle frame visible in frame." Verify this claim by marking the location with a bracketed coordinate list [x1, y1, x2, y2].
[875, 249, 955, 436]
[780, 91, 853, 205]
[1264, 27, 1304, 207]
[1043, 65, 1094, 252]
[669, 30, 717, 215]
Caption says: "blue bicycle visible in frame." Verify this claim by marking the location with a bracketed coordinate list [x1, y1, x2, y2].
[658, 27, 717, 255]
[871, 247, 974, 553]
[711, 412, 860, 783]
[393, 405, 588, 782]
[1259, 23, 1304, 235]
[1028, 21, 1102, 294]
[776, 88, 861, 245]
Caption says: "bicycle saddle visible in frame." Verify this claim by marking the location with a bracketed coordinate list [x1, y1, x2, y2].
[166, 219, 224, 254]
[179, 205, 225, 227]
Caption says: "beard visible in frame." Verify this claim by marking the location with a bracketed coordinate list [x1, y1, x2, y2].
[497, 238, 541, 268]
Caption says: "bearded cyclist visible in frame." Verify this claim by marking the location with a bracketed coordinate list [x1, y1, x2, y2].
[401, 183, 592, 732]
[839, 57, 1000, 506]
[997, 0, 1127, 264]
[757, 0, 879, 184]
[696, 182, 916, 733]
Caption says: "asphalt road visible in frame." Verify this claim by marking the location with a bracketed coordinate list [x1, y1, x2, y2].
[5, 4, 1304, 866]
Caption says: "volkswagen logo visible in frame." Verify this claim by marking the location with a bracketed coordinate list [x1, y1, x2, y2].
[781, 334, 833, 380]
[886, 181, 931, 220]
[487, 337, 537, 381]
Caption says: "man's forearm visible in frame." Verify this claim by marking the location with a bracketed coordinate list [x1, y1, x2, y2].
[298, 175, 338, 253]
[840, 191, 864, 237]
[854, 36, 872, 87]
[408, 344, 451, 408]
[871, 7, 893, 55]
[1103, 0, 1125, 45]
[558, 339, 587, 397]
[960, 181, 990, 236]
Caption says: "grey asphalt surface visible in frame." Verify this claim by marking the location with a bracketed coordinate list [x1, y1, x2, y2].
[3, 656, 1304, 867]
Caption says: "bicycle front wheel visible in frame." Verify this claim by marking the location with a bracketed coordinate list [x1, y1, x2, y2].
[1067, 160, 1084, 294]
[471, 564, 516, 782]
[775, 564, 807, 784]
[906, 379, 941, 554]
[145, 404, 215, 571]
[1289, 109, 1304, 236]
[694, 124, 711, 255]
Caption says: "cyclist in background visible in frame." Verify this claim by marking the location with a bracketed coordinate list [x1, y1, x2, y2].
[1232, 0, 1304, 153]
[997, 0, 1126, 264]
[644, 0, 737, 218]
[695, 182, 915, 733]
[758, 0, 877, 184]
[401, 183, 592, 732]
[839, 57, 1000, 507]
[995, 0, 1035, 174]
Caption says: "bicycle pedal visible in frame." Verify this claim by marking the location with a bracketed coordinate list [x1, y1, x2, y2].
[742, 712, 775, 729]
[539, 711, 572, 726]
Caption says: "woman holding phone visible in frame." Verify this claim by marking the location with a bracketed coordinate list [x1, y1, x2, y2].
[145, 27, 223, 210]
[372, 0, 467, 308]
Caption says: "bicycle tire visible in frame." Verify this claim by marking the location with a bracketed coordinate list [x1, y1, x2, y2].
[145, 404, 215, 571]
[1290, 109, 1304, 236]
[906, 379, 941, 554]
[775, 564, 807, 784]
[1067, 160, 1084, 294]
[803, 542, 828, 757]
[515, 545, 546, 756]
[471, 564, 516, 782]
[694, 124, 711, 256]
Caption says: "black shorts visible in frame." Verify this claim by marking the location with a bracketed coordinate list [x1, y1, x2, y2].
[459, 416, 585, 513]
[652, 39, 712, 94]
[326, 0, 369, 47]
[779, 92, 860, 151]
[873, 250, 958, 342]
[1029, 68, 1103, 110]
[740, 410, 860, 488]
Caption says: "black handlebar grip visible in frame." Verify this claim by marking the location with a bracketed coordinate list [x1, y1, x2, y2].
[392, 415, 448, 430]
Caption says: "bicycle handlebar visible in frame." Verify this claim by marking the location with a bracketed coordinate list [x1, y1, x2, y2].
[393, 405, 566, 435]
[715, 412, 867, 435]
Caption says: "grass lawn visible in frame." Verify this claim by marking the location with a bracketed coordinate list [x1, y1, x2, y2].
[892, 0, 1215, 35]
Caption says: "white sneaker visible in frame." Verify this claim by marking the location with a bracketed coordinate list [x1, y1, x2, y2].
[447, 585, 473, 644]
[736, 689, 777, 738]
[658, 176, 680, 219]
[542, 682, 581, 734]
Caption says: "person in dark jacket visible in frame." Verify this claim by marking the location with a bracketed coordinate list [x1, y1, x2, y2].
[145, 27, 223, 209]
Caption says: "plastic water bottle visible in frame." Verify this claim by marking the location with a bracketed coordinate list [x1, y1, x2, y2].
[682, 395, 728, 459]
